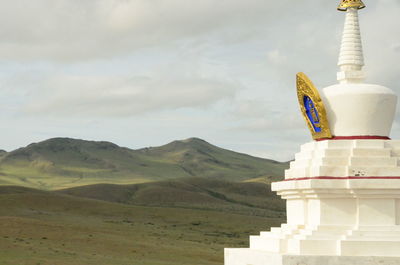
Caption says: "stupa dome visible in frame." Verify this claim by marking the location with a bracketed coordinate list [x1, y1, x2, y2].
[320, 83, 397, 137]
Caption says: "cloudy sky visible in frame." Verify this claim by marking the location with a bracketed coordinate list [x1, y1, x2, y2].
[0, 0, 399, 161]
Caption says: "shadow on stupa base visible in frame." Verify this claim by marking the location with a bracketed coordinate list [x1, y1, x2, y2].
[224, 249, 400, 265]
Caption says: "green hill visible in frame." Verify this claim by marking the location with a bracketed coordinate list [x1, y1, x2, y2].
[0, 184, 285, 265]
[58, 177, 285, 217]
[0, 137, 288, 190]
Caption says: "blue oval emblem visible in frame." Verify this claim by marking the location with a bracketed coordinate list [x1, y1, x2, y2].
[303, 95, 322, 133]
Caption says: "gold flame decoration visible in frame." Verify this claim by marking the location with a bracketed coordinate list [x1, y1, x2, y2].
[296, 73, 332, 140]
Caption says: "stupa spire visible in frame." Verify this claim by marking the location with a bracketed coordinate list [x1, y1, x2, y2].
[337, 0, 366, 84]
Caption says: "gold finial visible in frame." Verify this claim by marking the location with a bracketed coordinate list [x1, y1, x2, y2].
[338, 0, 366, 11]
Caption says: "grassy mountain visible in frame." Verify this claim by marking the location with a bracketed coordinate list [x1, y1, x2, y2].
[0, 139, 288, 264]
[58, 177, 285, 217]
[0, 137, 288, 190]
[138, 138, 286, 179]
[0, 183, 285, 265]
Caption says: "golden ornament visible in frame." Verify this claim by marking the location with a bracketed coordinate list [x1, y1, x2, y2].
[296, 73, 332, 140]
[337, 0, 366, 11]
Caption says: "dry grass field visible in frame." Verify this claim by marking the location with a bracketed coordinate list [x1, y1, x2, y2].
[0, 185, 285, 265]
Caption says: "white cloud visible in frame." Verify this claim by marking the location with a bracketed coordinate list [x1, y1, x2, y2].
[0, 0, 326, 62]
[0, 0, 398, 162]
[22, 73, 238, 116]
[362, 0, 400, 89]
[267, 50, 287, 65]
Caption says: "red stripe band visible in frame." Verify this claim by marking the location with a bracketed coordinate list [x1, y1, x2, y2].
[284, 176, 400, 181]
[317, 136, 391, 141]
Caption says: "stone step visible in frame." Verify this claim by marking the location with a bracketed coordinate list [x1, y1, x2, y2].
[348, 230, 400, 237]
[249, 236, 285, 253]
[341, 240, 400, 256]
[351, 148, 391, 157]
[356, 226, 400, 232]
[350, 157, 397, 167]
[287, 239, 339, 255]
[298, 229, 349, 237]
[292, 234, 344, 240]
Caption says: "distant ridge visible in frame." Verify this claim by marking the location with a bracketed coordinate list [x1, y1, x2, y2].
[0, 137, 289, 190]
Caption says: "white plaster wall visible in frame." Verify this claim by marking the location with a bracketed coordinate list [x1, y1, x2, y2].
[358, 199, 396, 226]
[307, 199, 320, 226]
[319, 199, 357, 225]
[396, 199, 400, 225]
[286, 200, 306, 225]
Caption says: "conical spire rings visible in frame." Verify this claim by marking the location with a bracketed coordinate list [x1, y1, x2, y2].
[338, 0, 366, 11]
[337, 3, 365, 83]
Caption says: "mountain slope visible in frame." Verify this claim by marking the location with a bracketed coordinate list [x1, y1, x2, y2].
[0, 137, 288, 190]
[0, 138, 187, 189]
[58, 177, 285, 217]
[138, 138, 287, 180]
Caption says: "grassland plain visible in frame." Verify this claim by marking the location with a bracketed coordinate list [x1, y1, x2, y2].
[0, 137, 288, 190]
[0, 138, 288, 264]
[0, 183, 285, 265]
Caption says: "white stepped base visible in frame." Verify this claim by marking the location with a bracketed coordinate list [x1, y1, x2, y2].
[224, 249, 400, 265]
[250, 224, 400, 256]
[224, 140, 400, 264]
[225, 178, 400, 262]
[286, 140, 400, 179]
[263, 179, 400, 256]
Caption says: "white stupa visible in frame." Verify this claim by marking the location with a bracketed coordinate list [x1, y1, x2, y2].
[225, 1, 400, 264]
